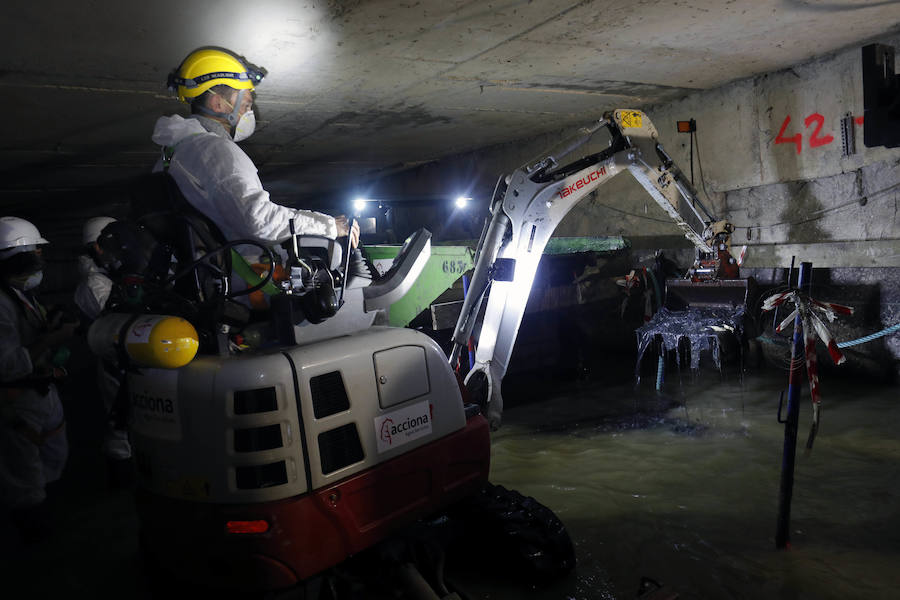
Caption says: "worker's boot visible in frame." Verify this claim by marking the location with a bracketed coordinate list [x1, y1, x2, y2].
[103, 429, 135, 490]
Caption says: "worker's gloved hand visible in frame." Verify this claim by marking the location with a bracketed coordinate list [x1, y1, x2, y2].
[334, 215, 360, 249]
[37, 320, 79, 359]
[49, 316, 79, 345]
[46, 306, 80, 330]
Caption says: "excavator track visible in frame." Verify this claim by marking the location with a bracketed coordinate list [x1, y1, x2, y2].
[448, 482, 576, 582]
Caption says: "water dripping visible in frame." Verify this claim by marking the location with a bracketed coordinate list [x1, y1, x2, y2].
[634, 306, 746, 385]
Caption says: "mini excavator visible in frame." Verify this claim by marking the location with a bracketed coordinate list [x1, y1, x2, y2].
[89, 108, 740, 598]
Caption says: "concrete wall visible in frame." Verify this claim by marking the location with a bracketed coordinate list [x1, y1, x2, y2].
[641, 32, 900, 269]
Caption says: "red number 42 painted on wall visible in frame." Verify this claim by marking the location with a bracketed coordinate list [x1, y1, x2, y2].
[775, 113, 835, 154]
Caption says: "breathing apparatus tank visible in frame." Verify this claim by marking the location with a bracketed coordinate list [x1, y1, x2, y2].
[88, 313, 199, 369]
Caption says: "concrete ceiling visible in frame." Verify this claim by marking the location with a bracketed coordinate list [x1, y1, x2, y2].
[3, 0, 900, 206]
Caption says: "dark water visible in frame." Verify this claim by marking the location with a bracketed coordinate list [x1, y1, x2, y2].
[450, 368, 900, 600]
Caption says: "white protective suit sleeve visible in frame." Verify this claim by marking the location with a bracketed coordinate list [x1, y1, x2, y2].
[152, 115, 338, 244]
[74, 256, 112, 320]
[0, 291, 34, 383]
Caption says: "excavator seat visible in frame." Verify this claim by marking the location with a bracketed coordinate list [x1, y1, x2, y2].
[130, 171, 233, 305]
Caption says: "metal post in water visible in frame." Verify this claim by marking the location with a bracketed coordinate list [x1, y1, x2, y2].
[775, 261, 811, 549]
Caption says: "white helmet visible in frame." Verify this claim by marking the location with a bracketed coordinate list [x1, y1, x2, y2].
[0, 216, 49, 259]
[82, 216, 117, 245]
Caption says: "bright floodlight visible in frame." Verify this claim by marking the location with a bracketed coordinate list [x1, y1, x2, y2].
[455, 196, 471, 209]
[353, 198, 368, 213]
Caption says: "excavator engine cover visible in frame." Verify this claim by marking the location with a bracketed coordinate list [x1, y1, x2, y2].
[132, 326, 490, 592]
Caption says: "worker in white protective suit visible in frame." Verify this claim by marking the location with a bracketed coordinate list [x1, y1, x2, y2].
[153, 47, 359, 259]
[0, 217, 76, 543]
[74, 216, 116, 320]
[73, 217, 132, 486]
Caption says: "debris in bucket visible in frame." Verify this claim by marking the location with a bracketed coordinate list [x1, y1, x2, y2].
[635, 306, 746, 382]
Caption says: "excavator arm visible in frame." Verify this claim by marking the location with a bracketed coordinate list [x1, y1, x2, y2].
[449, 109, 734, 429]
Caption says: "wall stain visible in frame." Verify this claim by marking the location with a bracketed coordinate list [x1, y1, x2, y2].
[327, 0, 364, 20]
[784, 180, 831, 243]
[319, 104, 453, 133]
[510, 79, 695, 96]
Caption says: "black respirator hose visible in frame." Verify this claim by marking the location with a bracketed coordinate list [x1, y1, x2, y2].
[162, 239, 275, 298]
[337, 218, 356, 308]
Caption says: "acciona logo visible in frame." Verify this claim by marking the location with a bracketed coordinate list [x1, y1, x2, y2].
[129, 369, 182, 441]
[374, 400, 433, 453]
[132, 392, 174, 414]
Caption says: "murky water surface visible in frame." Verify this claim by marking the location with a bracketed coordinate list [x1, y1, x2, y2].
[451, 369, 900, 600]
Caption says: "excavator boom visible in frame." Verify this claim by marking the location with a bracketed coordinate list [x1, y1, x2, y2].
[450, 109, 731, 429]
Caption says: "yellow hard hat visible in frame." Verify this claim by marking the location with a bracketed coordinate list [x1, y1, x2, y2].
[167, 47, 266, 103]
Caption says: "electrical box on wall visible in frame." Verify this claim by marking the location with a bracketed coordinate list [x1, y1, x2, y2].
[862, 43, 900, 149]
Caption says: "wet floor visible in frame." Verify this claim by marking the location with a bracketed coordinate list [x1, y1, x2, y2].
[2, 361, 898, 599]
[450, 364, 900, 600]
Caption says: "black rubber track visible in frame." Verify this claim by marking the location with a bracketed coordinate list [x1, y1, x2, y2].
[449, 482, 576, 582]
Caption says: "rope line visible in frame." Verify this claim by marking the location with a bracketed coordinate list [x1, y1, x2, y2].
[589, 175, 899, 231]
[836, 322, 900, 348]
[761, 322, 900, 349]
[728, 181, 900, 230]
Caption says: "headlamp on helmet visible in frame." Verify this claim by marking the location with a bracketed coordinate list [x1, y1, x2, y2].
[167, 47, 266, 103]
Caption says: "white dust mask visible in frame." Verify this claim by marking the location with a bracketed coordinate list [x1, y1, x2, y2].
[233, 110, 256, 142]
[12, 270, 43, 291]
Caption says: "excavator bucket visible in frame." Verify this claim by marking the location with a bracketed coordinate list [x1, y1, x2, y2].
[664, 278, 749, 310]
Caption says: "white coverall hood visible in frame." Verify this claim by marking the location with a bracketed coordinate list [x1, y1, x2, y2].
[151, 114, 210, 148]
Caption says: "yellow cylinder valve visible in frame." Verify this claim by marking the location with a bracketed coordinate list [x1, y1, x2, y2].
[125, 315, 199, 369]
[88, 313, 200, 369]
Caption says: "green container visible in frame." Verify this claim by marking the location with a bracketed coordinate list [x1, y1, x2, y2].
[364, 245, 475, 327]
[363, 236, 627, 327]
